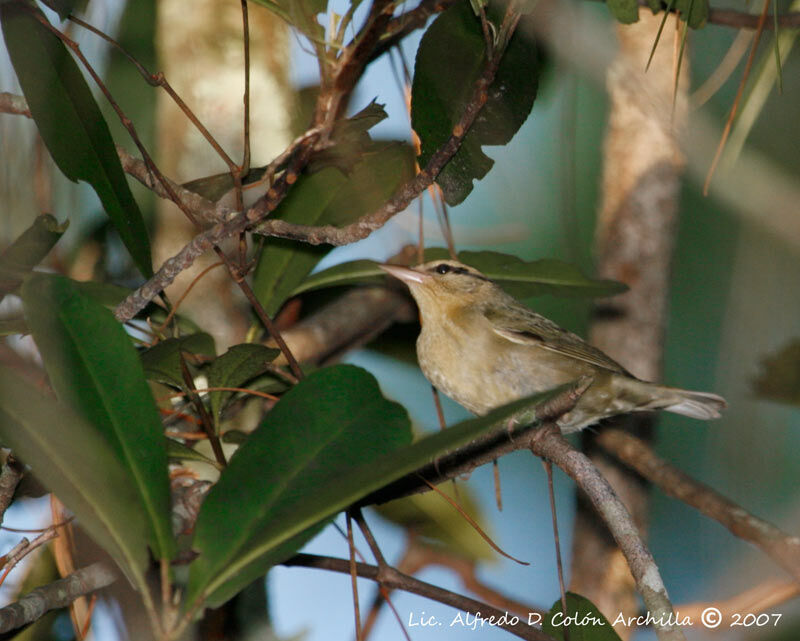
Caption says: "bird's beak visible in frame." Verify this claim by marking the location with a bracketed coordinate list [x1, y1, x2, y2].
[378, 263, 429, 285]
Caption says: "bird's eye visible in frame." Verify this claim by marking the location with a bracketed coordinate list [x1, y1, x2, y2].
[435, 264, 451, 275]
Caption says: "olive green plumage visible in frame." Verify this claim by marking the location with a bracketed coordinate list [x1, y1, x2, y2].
[381, 259, 726, 432]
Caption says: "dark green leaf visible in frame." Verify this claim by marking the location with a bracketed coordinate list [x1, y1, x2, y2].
[307, 101, 389, 174]
[0, 367, 150, 588]
[182, 167, 267, 204]
[0, 2, 153, 277]
[606, 0, 639, 24]
[753, 339, 800, 407]
[166, 437, 222, 469]
[38, 0, 85, 21]
[543, 592, 621, 641]
[71, 281, 204, 334]
[412, 2, 539, 205]
[206, 344, 281, 422]
[253, 142, 414, 317]
[290, 259, 386, 296]
[375, 482, 494, 562]
[186, 364, 412, 607]
[293, 250, 626, 300]
[0, 214, 68, 296]
[21, 273, 175, 559]
[187, 368, 562, 609]
[675, 0, 708, 29]
[456, 250, 627, 298]
[140, 334, 216, 389]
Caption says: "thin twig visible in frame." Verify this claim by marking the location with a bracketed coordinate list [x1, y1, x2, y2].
[346, 512, 363, 641]
[284, 553, 556, 641]
[0, 528, 60, 588]
[543, 459, 569, 641]
[0, 456, 24, 526]
[179, 356, 228, 466]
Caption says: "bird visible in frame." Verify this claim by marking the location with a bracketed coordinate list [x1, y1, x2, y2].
[379, 259, 726, 432]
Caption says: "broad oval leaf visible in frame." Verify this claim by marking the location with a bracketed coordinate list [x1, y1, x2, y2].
[0, 2, 152, 277]
[375, 482, 495, 562]
[543, 592, 622, 641]
[606, 0, 639, 24]
[21, 273, 175, 560]
[186, 364, 412, 607]
[187, 370, 563, 611]
[0, 368, 150, 588]
[206, 344, 281, 422]
[253, 142, 414, 317]
[293, 250, 626, 300]
[412, 2, 539, 205]
[140, 333, 216, 389]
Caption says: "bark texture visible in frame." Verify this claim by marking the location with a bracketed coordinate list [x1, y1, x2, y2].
[569, 10, 689, 637]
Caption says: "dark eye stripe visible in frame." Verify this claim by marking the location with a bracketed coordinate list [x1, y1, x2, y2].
[429, 263, 491, 282]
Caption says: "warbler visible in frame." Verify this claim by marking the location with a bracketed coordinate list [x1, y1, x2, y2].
[380, 259, 726, 432]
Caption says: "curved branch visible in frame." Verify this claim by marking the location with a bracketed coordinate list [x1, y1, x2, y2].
[598, 429, 800, 582]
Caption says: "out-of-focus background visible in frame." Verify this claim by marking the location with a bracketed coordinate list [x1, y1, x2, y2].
[1, 0, 799, 639]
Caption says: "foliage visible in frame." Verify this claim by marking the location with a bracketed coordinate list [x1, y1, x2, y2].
[0, 0, 795, 639]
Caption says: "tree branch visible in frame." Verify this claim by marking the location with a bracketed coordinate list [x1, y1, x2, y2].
[283, 553, 555, 641]
[113, 13, 515, 322]
[0, 562, 117, 634]
[598, 428, 800, 582]
[359, 381, 591, 506]
[529, 426, 686, 641]
[0, 455, 24, 525]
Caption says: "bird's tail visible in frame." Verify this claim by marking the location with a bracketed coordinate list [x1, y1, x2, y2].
[645, 384, 727, 420]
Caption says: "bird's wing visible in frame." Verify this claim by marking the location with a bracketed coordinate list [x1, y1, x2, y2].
[483, 304, 630, 375]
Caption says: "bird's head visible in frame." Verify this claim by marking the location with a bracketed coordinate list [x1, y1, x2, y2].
[379, 259, 496, 316]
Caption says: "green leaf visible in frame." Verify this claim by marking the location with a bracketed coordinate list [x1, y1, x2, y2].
[38, 0, 86, 21]
[186, 364, 412, 607]
[606, 0, 639, 24]
[753, 339, 800, 408]
[290, 259, 385, 297]
[411, 2, 539, 205]
[166, 437, 222, 469]
[0, 2, 153, 277]
[206, 344, 281, 422]
[674, 0, 708, 29]
[543, 592, 622, 641]
[140, 333, 216, 389]
[187, 368, 561, 610]
[375, 481, 495, 562]
[21, 273, 175, 560]
[253, 142, 414, 317]
[456, 250, 627, 299]
[0, 214, 68, 296]
[293, 250, 626, 300]
[0, 367, 150, 588]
